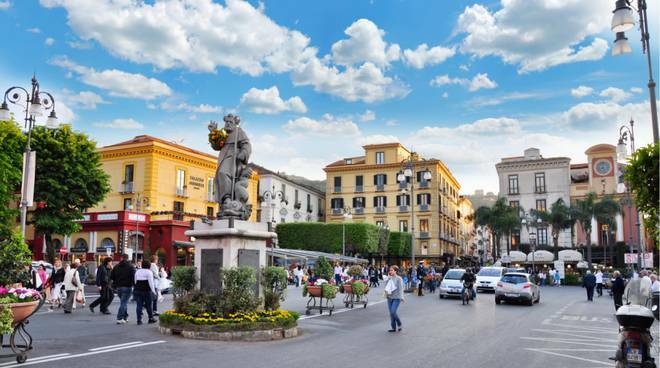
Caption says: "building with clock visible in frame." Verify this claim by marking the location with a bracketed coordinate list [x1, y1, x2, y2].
[495, 148, 572, 254]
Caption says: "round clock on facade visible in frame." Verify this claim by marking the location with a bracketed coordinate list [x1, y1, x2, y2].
[594, 159, 612, 176]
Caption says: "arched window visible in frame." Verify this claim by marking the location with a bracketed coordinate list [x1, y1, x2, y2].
[73, 238, 88, 252]
[100, 238, 115, 251]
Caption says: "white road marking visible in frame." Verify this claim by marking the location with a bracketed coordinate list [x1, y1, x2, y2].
[524, 348, 612, 366]
[521, 337, 617, 348]
[0, 340, 166, 367]
[541, 321, 614, 332]
[530, 329, 618, 342]
[532, 328, 618, 335]
[0, 354, 70, 366]
[299, 299, 387, 320]
[88, 341, 143, 351]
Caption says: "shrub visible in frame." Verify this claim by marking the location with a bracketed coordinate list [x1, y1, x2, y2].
[261, 266, 288, 311]
[159, 309, 299, 332]
[217, 267, 261, 316]
[174, 290, 220, 316]
[321, 284, 338, 299]
[315, 256, 334, 281]
[0, 297, 13, 335]
[388, 232, 412, 257]
[171, 266, 197, 296]
[0, 232, 32, 286]
[348, 265, 363, 277]
[351, 281, 367, 296]
[276, 222, 380, 255]
[563, 272, 581, 285]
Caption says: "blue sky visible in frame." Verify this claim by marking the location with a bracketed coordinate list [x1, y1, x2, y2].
[0, 0, 657, 193]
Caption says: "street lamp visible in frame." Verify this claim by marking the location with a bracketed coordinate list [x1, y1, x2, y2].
[521, 211, 542, 273]
[616, 120, 643, 270]
[398, 152, 432, 285]
[610, 0, 658, 143]
[0, 76, 59, 238]
[341, 207, 352, 257]
[127, 194, 149, 262]
[260, 185, 287, 227]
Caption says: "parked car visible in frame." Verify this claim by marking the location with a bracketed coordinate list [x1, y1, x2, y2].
[439, 268, 466, 299]
[476, 267, 505, 293]
[495, 272, 540, 306]
[505, 267, 526, 274]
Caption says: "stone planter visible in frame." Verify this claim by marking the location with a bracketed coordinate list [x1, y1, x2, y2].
[159, 324, 299, 342]
[10, 301, 39, 325]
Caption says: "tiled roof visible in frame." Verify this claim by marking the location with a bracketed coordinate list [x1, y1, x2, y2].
[102, 135, 216, 160]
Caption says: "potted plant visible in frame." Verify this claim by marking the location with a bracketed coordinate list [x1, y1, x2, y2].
[303, 256, 338, 299]
[0, 232, 41, 326]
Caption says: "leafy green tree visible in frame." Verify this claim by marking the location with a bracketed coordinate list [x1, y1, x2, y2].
[624, 142, 659, 244]
[30, 125, 110, 262]
[532, 198, 575, 257]
[0, 119, 25, 238]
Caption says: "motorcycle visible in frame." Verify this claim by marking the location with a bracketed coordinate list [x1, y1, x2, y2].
[612, 280, 657, 368]
[461, 282, 474, 305]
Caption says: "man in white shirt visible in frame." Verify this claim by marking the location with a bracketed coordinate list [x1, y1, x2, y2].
[134, 260, 156, 325]
[651, 274, 660, 294]
[333, 263, 343, 285]
[595, 269, 604, 297]
[150, 255, 161, 316]
[63, 263, 82, 314]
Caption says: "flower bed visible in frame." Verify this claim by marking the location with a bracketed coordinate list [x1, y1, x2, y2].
[159, 309, 299, 333]
[0, 287, 41, 303]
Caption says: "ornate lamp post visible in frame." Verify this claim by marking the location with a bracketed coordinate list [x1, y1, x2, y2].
[616, 120, 643, 270]
[127, 193, 149, 262]
[521, 210, 542, 273]
[611, 0, 658, 143]
[398, 152, 431, 288]
[260, 185, 287, 229]
[0, 76, 59, 238]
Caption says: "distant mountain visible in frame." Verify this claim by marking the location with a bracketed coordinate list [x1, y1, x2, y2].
[279, 173, 326, 194]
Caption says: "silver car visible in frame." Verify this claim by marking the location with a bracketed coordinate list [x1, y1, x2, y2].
[495, 272, 540, 306]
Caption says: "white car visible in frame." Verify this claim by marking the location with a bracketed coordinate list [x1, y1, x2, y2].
[476, 267, 505, 293]
[439, 268, 466, 299]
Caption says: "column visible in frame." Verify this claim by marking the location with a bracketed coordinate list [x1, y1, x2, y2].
[590, 217, 598, 244]
[615, 213, 624, 242]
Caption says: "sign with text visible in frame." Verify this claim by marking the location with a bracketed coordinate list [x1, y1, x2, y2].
[624, 253, 654, 268]
[553, 260, 565, 279]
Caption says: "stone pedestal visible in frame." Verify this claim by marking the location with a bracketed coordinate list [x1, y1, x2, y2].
[185, 220, 276, 294]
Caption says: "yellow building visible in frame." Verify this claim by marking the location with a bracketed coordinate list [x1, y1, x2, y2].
[324, 143, 461, 264]
[457, 196, 475, 257]
[41, 135, 258, 268]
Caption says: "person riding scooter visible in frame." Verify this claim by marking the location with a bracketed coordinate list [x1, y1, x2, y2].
[460, 268, 476, 301]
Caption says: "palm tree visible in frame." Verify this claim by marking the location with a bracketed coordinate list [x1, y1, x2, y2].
[573, 192, 622, 268]
[475, 206, 496, 260]
[595, 196, 621, 266]
[532, 198, 575, 258]
[500, 209, 520, 256]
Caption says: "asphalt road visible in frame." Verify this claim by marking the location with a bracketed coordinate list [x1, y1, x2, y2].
[0, 284, 632, 368]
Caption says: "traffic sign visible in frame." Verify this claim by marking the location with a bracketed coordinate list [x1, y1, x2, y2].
[59, 246, 67, 255]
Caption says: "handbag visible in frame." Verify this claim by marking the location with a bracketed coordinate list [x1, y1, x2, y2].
[71, 270, 79, 287]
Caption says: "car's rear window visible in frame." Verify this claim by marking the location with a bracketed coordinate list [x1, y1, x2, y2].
[501, 275, 528, 284]
[444, 270, 464, 280]
[478, 269, 502, 277]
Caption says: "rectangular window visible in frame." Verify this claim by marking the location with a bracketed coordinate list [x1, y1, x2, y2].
[352, 197, 365, 208]
[509, 201, 519, 209]
[373, 196, 387, 208]
[538, 227, 548, 246]
[511, 229, 520, 249]
[508, 174, 519, 195]
[536, 199, 547, 212]
[376, 151, 384, 164]
[123, 198, 132, 210]
[318, 198, 322, 213]
[331, 198, 344, 209]
[535, 172, 546, 193]
[176, 169, 186, 190]
[376, 220, 385, 228]
[355, 175, 363, 191]
[295, 189, 299, 205]
[374, 174, 387, 186]
[173, 201, 184, 221]
[206, 206, 214, 217]
[333, 176, 341, 192]
[345, 158, 352, 165]
[417, 193, 431, 205]
[124, 164, 134, 183]
[281, 183, 286, 195]
[306, 194, 311, 212]
[419, 219, 429, 233]
[396, 194, 410, 206]
[399, 220, 408, 232]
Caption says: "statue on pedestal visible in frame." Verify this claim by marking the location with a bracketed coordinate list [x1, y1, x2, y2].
[208, 114, 252, 220]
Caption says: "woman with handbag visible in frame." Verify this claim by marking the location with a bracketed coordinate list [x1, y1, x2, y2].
[63, 262, 82, 314]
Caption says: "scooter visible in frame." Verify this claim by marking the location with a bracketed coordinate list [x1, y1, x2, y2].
[612, 303, 656, 368]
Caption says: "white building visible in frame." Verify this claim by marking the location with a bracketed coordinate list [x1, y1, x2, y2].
[250, 163, 325, 225]
[495, 148, 572, 253]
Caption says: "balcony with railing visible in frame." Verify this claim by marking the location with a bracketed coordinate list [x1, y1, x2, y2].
[376, 184, 385, 192]
[418, 231, 431, 239]
[333, 186, 341, 193]
[375, 206, 385, 213]
[354, 207, 364, 215]
[332, 208, 343, 215]
[120, 181, 134, 194]
[419, 181, 429, 189]
[355, 185, 364, 193]
[418, 204, 430, 212]
[399, 205, 409, 212]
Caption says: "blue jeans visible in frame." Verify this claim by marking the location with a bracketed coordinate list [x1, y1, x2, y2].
[133, 289, 153, 322]
[116, 287, 132, 321]
[334, 274, 341, 285]
[387, 298, 402, 330]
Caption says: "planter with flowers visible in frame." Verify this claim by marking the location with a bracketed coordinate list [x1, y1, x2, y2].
[342, 280, 369, 309]
[302, 256, 338, 316]
[0, 232, 44, 364]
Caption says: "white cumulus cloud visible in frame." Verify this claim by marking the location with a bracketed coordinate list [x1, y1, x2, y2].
[402, 44, 455, 69]
[359, 110, 376, 122]
[284, 114, 360, 136]
[330, 19, 400, 67]
[50, 56, 171, 100]
[571, 85, 594, 98]
[430, 73, 497, 91]
[94, 118, 144, 129]
[61, 90, 109, 109]
[599, 87, 632, 103]
[456, 0, 611, 73]
[240, 86, 307, 114]
[44, 37, 55, 46]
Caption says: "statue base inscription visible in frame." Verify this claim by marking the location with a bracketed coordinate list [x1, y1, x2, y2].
[185, 220, 277, 294]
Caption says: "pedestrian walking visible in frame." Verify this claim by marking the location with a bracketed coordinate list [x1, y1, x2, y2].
[133, 260, 156, 325]
[49, 259, 65, 308]
[111, 254, 135, 324]
[90, 257, 113, 314]
[150, 255, 161, 316]
[384, 266, 404, 332]
[428, 266, 437, 294]
[583, 270, 596, 301]
[63, 262, 82, 313]
[595, 269, 603, 297]
[73, 259, 87, 307]
[368, 266, 378, 288]
[333, 263, 342, 285]
[293, 265, 303, 287]
[539, 271, 546, 287]
[554, 269, 561, 287]
[611, 271, 625, 311]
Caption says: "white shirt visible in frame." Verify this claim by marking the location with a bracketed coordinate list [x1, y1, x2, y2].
[595, 272, 603, 284]
[134, 268, 156, 294]
[651, 280, 660, 294]
[640, 276, 652, 297]
[334, 266, 342, 275]
[63, 268, 82, 291]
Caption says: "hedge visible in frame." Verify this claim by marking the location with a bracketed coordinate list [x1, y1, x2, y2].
[276, 222, 380, 255]
[387, 231, 412, 257]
